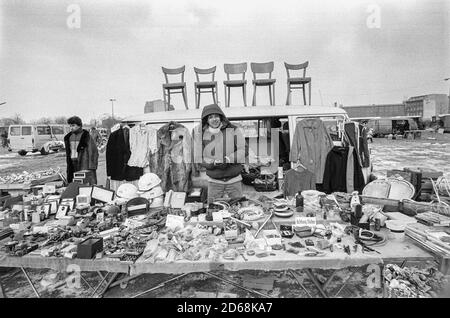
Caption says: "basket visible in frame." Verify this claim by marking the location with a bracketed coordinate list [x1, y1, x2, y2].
[242, 168, 260, 186]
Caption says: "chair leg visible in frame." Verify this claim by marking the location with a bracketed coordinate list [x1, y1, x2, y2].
[269, 85, 272, 106]
[163, 87, 167, 111]
[286, 85, 290, 105]
[212, 87, 217, 104]
[183, 88, 189, 110]
[302, 85, 307, 105]
[224, 85, 228, 108]
[198, 90, 201, 109]
[228, 87, 231, 107]
[252, 84, 257, 106]
[243, 85, 247, 107]
[272, 83, 275, 106]
[309, 81, 312, 105]
[215, 85, 219, 105]
[168, 91, 171, 111]
[195, 87, 198, 109]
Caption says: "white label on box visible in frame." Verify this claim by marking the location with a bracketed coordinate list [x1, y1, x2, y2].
[165, 214, 185, 231]
[295, 217, 317, 227]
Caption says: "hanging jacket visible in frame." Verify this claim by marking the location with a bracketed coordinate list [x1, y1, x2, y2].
[344, 122, 370, 168]
[64, 129, 98, 183]
[289, 118, 334, 184]
[106, 127, 143, 181]
[154, 122, 192, 192]
[322, 146, 365, 194]
[194, 104, 248, 181]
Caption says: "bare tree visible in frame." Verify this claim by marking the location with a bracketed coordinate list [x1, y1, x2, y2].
[53, 116, 68, 124]
[11, 113, 24, 124]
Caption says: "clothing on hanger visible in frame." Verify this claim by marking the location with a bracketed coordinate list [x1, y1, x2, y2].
[289, 118, 334, 184]
[127, 124, 158, 168]
[283, 168, 316, 197]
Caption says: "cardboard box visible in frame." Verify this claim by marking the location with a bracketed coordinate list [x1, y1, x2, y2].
[77, 237, 103, 259]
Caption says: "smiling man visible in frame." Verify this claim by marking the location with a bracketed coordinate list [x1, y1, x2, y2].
[200, 104, 248, 204]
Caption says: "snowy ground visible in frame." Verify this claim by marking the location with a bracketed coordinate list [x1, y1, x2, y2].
[1, 138, 450, 298]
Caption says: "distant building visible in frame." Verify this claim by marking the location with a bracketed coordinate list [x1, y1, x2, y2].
[405, 94, 449, 120]
[144, 99, 174, 113]
[343, 103, 405, 118]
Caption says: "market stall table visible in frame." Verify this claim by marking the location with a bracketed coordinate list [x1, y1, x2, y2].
[127, 229, 436, 298]
[0, 252, 131, 298]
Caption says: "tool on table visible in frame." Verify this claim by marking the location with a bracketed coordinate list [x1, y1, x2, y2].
[254, 210, 274, 238]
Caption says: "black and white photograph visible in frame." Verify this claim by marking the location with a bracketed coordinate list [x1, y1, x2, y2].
[0, 0, 450, 302]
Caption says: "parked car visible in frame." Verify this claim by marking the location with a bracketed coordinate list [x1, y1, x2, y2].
[8, 124, 70, 155]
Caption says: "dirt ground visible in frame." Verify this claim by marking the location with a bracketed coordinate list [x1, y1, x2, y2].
[1, 138, 450, 298]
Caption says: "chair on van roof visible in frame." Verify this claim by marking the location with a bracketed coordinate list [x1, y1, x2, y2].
[162, 65, 189, 110]
[194, 66, 219, 109]
[284, 61, 311, 105]
[250, 62, 276, 106]
[223, 62, 248, 107]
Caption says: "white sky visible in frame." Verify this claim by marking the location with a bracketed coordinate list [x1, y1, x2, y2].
[0, 0, 449, 122]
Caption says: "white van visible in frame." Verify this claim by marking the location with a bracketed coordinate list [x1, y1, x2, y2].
[122, 105, 350, 188]
[8, 124, 70, 155]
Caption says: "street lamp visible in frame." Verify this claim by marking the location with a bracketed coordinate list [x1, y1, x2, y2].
[445, 78, 450, 111]
[109, 98, 116, 120]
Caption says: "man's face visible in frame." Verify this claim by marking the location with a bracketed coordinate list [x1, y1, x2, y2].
[207, 114, 221, 129]
[70, 124, 81, 133]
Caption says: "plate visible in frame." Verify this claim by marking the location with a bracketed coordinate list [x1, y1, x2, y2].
[274, 206, 289, 212]
[362, 180, 391, 198]
[239, 206, 265, 221]
[274, 210, 294, 218]
[387, 178, 415, 200]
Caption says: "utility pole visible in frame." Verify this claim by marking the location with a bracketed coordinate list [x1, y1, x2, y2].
[445, 78, 450, 112]
[109, 98, 116, 120]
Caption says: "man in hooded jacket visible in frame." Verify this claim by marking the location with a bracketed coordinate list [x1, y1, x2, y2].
[195, 104, 248, 204]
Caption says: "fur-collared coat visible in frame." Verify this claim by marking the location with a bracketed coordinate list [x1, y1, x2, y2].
[64, 129, 99, 183]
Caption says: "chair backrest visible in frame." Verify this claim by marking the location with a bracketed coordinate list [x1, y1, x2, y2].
[194, 66, 216, 82]
[224, 62, 247, 80]
[162, 65, 185, 84]
[250, 62, 274, 79]
[284, 61, 308, 79]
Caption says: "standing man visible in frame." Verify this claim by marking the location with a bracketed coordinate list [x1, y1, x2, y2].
[89, 126, 102, 147]
[198, 104, 248, 204]
[64, 116, 99, 184]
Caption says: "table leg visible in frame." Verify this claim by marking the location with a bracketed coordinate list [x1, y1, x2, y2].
[21, 267, 40, 298]
[131, 273, 190, 298]
[79, 272, 95, 292]
[289, 270, 312, 298]
[333, 268, 358, 297]
[202, 272, 271, 298]
[0, 280, 5, 298]
[95, 272, 120, 298]
[90, 272, 111, 297]
[304, 269, 328, 298]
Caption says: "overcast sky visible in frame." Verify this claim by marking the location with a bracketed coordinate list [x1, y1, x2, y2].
[0, 0, 449, 122]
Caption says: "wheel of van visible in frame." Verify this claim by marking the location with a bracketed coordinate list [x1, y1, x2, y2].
[40, 147, 49, 155]
[18, 150, 27, 156]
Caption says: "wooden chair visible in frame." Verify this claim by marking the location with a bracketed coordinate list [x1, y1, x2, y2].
[251, 62, 276, 106]
[285, 61, 311, 105]
[194, 66, 218, 109]
[223, 62, 247, 107]
[162, 66, 188, 110]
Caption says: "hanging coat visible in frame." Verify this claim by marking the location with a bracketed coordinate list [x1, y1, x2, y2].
[153, 122, 193, 192]
[106, 127, 143, 182]
[289, 118, 334, 184]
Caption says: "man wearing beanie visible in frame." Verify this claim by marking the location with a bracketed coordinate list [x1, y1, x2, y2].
[64, 116, 99, 184]
[198, 104, 248, 204]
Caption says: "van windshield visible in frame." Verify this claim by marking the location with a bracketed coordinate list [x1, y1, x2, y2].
[51, 126, 64, 135]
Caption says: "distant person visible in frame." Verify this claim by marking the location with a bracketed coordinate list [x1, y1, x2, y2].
[90, 126, 102, 146]
[64, 116, 99, 184]
[1, 130, 8, 148]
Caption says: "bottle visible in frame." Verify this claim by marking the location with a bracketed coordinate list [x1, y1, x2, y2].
[350, 191, 360, 212]
[277, 167, 284, 193]
[295, 192, 304, 212]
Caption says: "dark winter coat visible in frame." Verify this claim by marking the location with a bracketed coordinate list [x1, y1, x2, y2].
[322, 146, 365, 194]
[194, 104, 248, 181]
[64, 129, 99, 183]
[106, 127, 143, 182]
